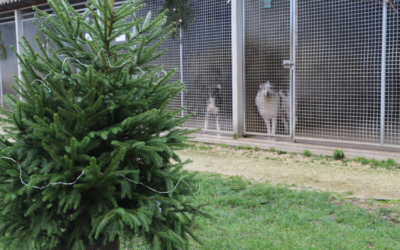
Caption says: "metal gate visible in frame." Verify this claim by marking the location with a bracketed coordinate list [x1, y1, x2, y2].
[295, 0, 383, 145]
[245, 0, 400, 147]
[244, 0, 292, 137]
[182, 0, 232, 132]
[138, 0, 233, 132]
[385, 0, 400, 146]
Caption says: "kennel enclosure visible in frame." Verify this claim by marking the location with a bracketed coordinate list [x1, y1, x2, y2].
[0, 0, 399, 148]
[240, 0, 400, 147]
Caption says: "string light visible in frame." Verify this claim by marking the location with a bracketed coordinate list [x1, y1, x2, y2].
[117, 174, 185, 194]
[0, 156, 85, 190]
[193, 183, 201, 194]
[31, 72, 52, 91]
[0, 157, 191, 195]
[61, 50, 134, 73]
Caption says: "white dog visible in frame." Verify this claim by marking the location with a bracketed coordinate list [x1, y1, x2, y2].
[278, 90, 290, 134]
[255, 82, 279, 135]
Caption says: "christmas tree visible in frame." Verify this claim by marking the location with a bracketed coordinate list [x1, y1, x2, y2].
[0, 0, 209, 249]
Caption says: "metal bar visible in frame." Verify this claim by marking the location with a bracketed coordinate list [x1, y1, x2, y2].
[0, 60, 3, 108]
[22, 13, 56, 22]
[191, 129, 233, 135]
[295, 136, 400, 149]
[289, 0, 294, 139]
[244, 132, 291, 138]
[232, 0, 244, 137]
[380, 1, 387, 145]
[14, 10, 23, 84]
[179, 27, 184, 118]
[292, 0, 297, 142]
[242, 0, 246, 135]
[0, 18, 15, 23]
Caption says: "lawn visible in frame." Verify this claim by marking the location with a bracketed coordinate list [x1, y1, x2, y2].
[123, 172, 400, 249]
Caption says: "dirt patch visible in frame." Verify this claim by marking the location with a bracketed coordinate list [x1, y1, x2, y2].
[178, 144, 400, 200]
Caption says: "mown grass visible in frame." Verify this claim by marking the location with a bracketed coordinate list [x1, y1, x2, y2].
[123, 172, 400, 249]
[190, 173, 400, 249]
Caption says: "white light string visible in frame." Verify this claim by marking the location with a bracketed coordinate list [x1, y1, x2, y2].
[31, 50, 146, 90]
[193, 183, 201, 195]
[0, 157, 195, 195]
[61, 48, 136, 74]
[0, 156, 84, 190]
[117, 174, 185, 194]
[31, 72, 52, 91]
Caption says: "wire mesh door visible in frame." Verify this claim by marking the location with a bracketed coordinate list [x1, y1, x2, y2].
[385, 0, 400, 146]
[295, 0, 383, 145]
[182, 0, 232, 132]
[0, 21, 18, 109]
[244, 0, 292, 137]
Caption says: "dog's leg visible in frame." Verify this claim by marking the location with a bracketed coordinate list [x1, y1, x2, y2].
[265, 118, 271, 134]
[272, 117, 277, 135]
[204, 111, 209, 130]
[216, 113, 220, 131]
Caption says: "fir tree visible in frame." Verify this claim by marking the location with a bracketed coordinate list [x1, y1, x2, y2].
[0, 0, 209, 249]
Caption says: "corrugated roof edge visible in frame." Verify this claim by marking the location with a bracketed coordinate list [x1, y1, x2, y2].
[0, 0, 45, 13]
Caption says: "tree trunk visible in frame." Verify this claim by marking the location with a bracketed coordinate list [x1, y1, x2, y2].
[56, 236, 120, 250]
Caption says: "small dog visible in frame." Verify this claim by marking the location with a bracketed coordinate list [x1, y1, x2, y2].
[255, 82, 279, 135]
[204, 84, 222, 131]
[278, 90, 290, 134]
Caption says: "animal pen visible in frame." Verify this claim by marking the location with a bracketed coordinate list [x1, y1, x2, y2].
[0, 0, 399, 149]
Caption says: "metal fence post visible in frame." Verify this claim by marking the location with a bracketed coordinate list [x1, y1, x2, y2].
[180, 27, 184, 118]
[14, 10, 23, 81]
[0, 60, 3, 107]
[290, 0, 297, 141]
[232, 0, 244, 138]
[381, 2, 387, 145]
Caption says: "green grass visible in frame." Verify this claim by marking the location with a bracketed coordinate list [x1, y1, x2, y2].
[354, 157, 399, 170]
[333, 149, 345, 160]
[302, 149, 312, 157]
[234, 145, 253, 150]
[198, 145, 213, 150]
[276, 150, 287, 155]
[269, 147, 275, 153]
[218, 143, 228, 148]
[371, 158, 399, 170]
[187, 173, 400, 249]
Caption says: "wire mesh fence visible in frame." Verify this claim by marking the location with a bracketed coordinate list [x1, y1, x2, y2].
[385, 0, 400, 146]
[0, 21, 18, 109]
[182, 0, 232, 132]
[244, 0, 291, 136]
[295, 0, 383, 144]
